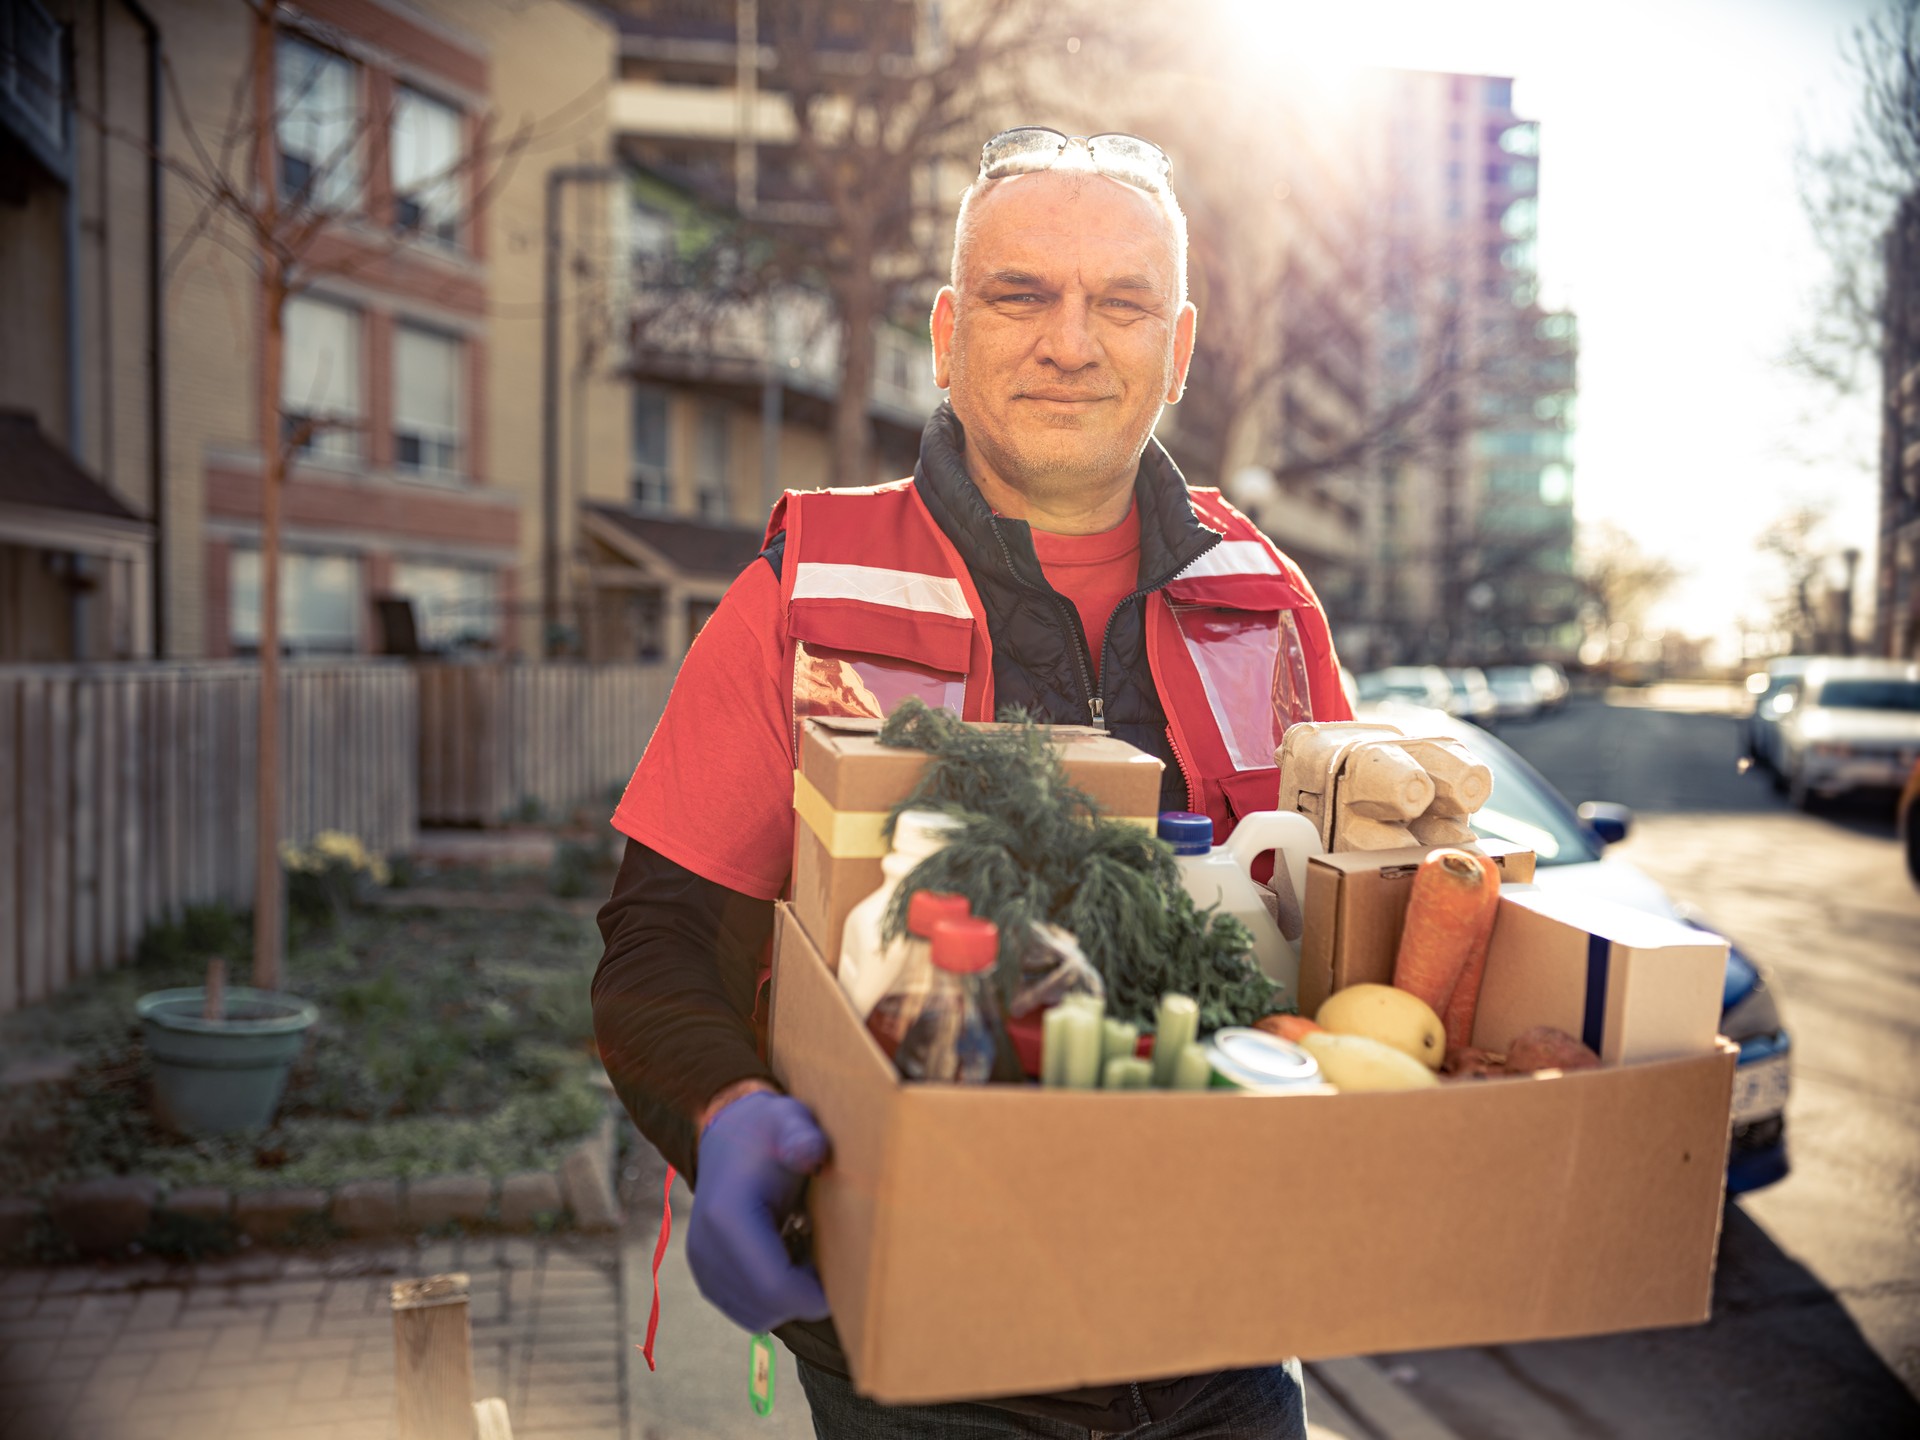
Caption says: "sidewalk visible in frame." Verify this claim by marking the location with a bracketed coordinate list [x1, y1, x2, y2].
[0, 1162, 1463, 1440]
[0, 1236, 624, 1440]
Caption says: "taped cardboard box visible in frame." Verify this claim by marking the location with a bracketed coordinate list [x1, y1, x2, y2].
[769, 904, 1736, 1407]
[1299, 842, 1539, 1017]
[1470, 886, 1728, 1064]
[790, 716, 1164, 962]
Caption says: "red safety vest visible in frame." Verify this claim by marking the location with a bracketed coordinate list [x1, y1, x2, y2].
[764, 478, 1351, 839]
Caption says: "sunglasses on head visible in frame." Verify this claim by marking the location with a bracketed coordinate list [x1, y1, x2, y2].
[977, 127, 1173, 194]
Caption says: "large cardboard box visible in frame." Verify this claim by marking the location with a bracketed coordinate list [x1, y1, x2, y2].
[770, 905, 1736, 1406]
[1470, 887, 1728, 1064]
[1299, 843, 1539, 1017]
[791, 717, 1164, 962]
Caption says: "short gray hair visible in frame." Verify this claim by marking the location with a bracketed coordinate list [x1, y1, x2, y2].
[949, 172, 1190, 306]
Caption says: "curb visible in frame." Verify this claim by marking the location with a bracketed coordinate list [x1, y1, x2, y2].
[1306, 1357, 1464, 1440]
[4, 1097, 625, 1261]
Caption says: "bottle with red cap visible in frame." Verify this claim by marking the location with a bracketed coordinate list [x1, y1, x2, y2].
[866, 889, 973, 1058]
[894, 915, 1003, 1084]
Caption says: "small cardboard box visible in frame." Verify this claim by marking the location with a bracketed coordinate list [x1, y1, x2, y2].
[1299, 842, 1539, 1017]
[1470, 887, 1729, 1065]
[791, 717, 1165, 963]
[770, 905, 1735, 1407]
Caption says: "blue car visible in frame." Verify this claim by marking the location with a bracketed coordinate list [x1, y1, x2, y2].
[1360, 703, 1791, 1194]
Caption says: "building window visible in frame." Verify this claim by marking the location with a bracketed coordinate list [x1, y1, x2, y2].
[695, 403, 730, 520]
[1484, 78, 1512, 110]
[392, 85, 462, 246]
[283, 296, 361, 459]
[633, 385, 672, 511]
[230, 548, 361, 654]
[391, 561, 496, 649]
[277, 35, 359, 210]
[394, 325, 461, 476]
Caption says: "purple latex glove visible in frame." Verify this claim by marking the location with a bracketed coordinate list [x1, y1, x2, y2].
[687, 1090, 831, 1333]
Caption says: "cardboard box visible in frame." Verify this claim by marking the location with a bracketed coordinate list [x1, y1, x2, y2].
[791, 717, 1165, 964]
[1470, 887, 1729, 1065]
[770, 905, 1735, 1407]
[1299, 842, 1539, 1018]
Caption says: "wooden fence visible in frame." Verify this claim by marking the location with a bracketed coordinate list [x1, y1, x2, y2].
[416, 663, 670, 826]
[0, 662, 416, 1016]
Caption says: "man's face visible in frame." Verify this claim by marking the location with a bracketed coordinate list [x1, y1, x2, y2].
[931, 172, 1197, 509]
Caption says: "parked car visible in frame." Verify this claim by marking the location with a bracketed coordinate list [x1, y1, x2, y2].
[1360, 700, 1792, 1194]
[1356, 666, 1454, 710]
[1530, 662, 1571, 711]
[1442, 666, 1499, 727]
[1485, 665, 1544, 722]
[1775, 659, 1920, 809]
[1743, 654, 1820, 774]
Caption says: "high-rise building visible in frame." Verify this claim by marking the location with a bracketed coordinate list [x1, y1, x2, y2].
[1364, 70, 1579, 665]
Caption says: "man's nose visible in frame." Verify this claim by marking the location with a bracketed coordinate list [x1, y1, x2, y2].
[1035, 298, 1100, 372]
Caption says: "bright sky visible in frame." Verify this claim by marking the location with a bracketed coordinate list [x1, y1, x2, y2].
[1209, 0, 1884, 660]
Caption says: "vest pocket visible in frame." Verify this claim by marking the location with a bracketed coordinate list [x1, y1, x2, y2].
[790, 639, 965, 755]
[1169, 605, 1315, 773]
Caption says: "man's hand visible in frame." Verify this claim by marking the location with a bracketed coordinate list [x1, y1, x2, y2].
[686, 1089, 831, 1333]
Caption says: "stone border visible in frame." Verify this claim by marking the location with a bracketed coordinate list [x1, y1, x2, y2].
[1, 1111, 623, 1260]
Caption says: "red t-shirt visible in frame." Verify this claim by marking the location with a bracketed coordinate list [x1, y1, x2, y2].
[1029, 504, 1141, 682]
[611, 512, 1145, 898]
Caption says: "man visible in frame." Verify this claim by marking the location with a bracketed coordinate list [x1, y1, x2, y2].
[594, 127, 1350, 1438]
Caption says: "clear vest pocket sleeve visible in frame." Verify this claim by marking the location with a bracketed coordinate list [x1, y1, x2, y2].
[1171, 606, 1314, 773]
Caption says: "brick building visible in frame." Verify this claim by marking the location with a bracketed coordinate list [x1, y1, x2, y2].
[2, 0, 635, 663]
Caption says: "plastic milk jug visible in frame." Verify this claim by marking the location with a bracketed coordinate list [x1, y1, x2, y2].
[838, 809, 964, 1019]
[1157, 809, 1324, 1000]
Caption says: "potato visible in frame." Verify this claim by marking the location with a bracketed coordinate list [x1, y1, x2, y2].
[1505, 1026, 1601, 1074]
[1441, 1045, 1507, 1079]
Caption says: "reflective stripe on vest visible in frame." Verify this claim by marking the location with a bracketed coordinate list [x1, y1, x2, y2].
[770, 482, 1348, 818]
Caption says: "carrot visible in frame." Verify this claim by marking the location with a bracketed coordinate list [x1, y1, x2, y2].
[1392, 849, 1500, 1024]
[1254, 1013, 1324, 1044]
[1440, 856, 1504, 1053]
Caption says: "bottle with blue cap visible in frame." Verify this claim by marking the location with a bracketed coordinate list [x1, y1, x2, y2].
[1156, 808, 1323, 1003]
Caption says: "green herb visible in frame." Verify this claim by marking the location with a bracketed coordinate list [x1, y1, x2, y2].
[874, 699, 1284, 1029]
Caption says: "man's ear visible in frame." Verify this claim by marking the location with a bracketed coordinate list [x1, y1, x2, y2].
[1165, 301, 1197, 404]
[931, 286, 957, 390]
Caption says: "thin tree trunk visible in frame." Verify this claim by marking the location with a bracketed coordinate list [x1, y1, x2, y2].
[832, 297, 877, 486]
[252, 7, 284, 992]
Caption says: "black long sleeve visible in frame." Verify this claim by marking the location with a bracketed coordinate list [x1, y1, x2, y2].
[591, 838, 779, 1184]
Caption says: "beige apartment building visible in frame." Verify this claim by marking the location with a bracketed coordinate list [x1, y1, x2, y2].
[0, 0, 159, 661]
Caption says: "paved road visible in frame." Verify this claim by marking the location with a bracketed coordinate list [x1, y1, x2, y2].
[1380, 691, 1920, 1440]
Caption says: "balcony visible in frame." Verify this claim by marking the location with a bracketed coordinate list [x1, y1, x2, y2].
[624, 279, 944, 434]
[0, 0, 67, 183]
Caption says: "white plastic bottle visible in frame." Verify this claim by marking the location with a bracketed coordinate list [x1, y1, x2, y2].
[838, 809, 964, 1019]
[1157, 809, 1323, 1000]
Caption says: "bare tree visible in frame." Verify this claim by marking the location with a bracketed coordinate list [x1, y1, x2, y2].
[1789, 0, 1920, 397]
[618, 0, 1091, 486]
[1755, 502, 1859, 653]
[85, 0, 550, 987]
[1576, 521, 1681, 667]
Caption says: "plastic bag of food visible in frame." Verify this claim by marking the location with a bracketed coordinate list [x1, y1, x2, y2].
[1008, 921, 1105, 1018]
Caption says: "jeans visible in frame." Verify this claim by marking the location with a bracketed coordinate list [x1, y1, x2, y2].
[796, 1360, 1308, 1440]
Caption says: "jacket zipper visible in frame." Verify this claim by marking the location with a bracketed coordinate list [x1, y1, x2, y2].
[1087, 530, 1224, 730]
[1165, 721, 1200, 813]
[991, 516, 1224, 733]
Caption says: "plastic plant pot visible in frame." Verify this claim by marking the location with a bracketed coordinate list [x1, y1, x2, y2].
[136, 987, 319, 1136]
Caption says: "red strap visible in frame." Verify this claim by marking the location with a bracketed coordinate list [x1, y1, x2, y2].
[639, 1165, 676, 1372]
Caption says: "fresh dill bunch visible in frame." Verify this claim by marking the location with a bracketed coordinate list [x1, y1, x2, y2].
[873, 698, 1283, 1029]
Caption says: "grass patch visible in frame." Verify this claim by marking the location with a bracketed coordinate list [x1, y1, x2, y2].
[0, 895, 607, 1198]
